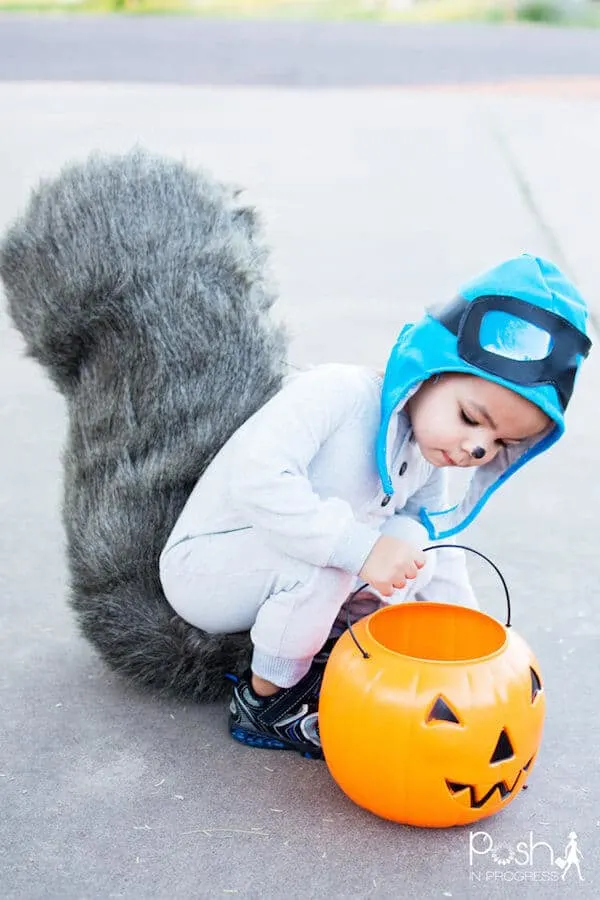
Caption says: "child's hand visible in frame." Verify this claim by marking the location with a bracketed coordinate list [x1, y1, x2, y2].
[359, 536, 426, 597]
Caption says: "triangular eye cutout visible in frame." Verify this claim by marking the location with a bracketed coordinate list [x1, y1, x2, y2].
[530, 667, 542, 702]
[427, 696, 461, 725]
[490, 729, 515, 764]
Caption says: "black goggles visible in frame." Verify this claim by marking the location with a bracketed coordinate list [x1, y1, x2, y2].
[429, 294, 591, 411]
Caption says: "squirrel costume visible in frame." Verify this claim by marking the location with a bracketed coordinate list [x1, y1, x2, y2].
[0, 150, 287, 702]
[2, 151, 591, 733]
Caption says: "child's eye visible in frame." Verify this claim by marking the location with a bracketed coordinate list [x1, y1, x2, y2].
[460, 410, 477, 426]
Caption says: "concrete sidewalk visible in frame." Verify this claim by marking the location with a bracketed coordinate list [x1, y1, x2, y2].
[1, 83, 599, 899]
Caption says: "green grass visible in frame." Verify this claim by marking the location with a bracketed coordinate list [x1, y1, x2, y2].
[1, 0, 599, 26]
[0, 0, 385, 16]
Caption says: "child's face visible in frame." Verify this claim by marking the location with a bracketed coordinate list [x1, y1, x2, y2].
[406, 373, 551, 468]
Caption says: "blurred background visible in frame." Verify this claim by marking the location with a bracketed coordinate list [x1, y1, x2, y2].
[0, 0, 599, 28]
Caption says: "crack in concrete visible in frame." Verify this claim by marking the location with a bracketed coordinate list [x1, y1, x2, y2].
[485, 115, 600, 335]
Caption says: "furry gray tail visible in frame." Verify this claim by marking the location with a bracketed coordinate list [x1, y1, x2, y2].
[0, 149, 288, 701]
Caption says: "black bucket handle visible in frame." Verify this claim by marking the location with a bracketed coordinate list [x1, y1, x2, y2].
[345, 544, 512, 660]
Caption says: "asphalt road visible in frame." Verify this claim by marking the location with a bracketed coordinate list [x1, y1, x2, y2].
[2, 14, 600, 85]
[2, 14, 600, 899]
[1, 80, 599, 899]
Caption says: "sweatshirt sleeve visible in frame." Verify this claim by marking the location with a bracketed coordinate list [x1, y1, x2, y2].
[402, 466, 480, 609]
[229, 365, 381, 572]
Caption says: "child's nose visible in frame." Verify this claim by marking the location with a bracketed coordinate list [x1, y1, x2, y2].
[460, 434, 491, 463]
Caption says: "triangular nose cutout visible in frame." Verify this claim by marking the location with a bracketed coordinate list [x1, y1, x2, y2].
[490, 729, 515, 763]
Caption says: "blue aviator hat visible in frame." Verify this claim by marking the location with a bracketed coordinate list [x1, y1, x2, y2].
[377, 254, 591, 540]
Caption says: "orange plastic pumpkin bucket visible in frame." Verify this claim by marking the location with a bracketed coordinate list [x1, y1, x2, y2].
[319, 546, 545, 828]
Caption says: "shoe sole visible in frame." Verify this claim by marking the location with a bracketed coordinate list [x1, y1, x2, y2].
[230, 725, 323, 760]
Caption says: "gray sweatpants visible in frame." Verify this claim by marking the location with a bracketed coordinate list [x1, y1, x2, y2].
[159, 514, 436, 688]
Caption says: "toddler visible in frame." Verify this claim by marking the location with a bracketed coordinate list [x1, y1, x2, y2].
[159, 253, 590, 758]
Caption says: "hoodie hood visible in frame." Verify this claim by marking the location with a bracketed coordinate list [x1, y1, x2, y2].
[377, 254, 591, 539]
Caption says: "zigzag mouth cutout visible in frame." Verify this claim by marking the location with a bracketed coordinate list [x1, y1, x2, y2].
[445, 756, 534, 809]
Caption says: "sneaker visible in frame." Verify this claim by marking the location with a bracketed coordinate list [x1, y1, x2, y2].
[228, 664, 324, 760]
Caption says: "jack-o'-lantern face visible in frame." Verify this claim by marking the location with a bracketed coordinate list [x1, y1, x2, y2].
[319, 603, 547, 829]
[427, 665, 543, 813]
